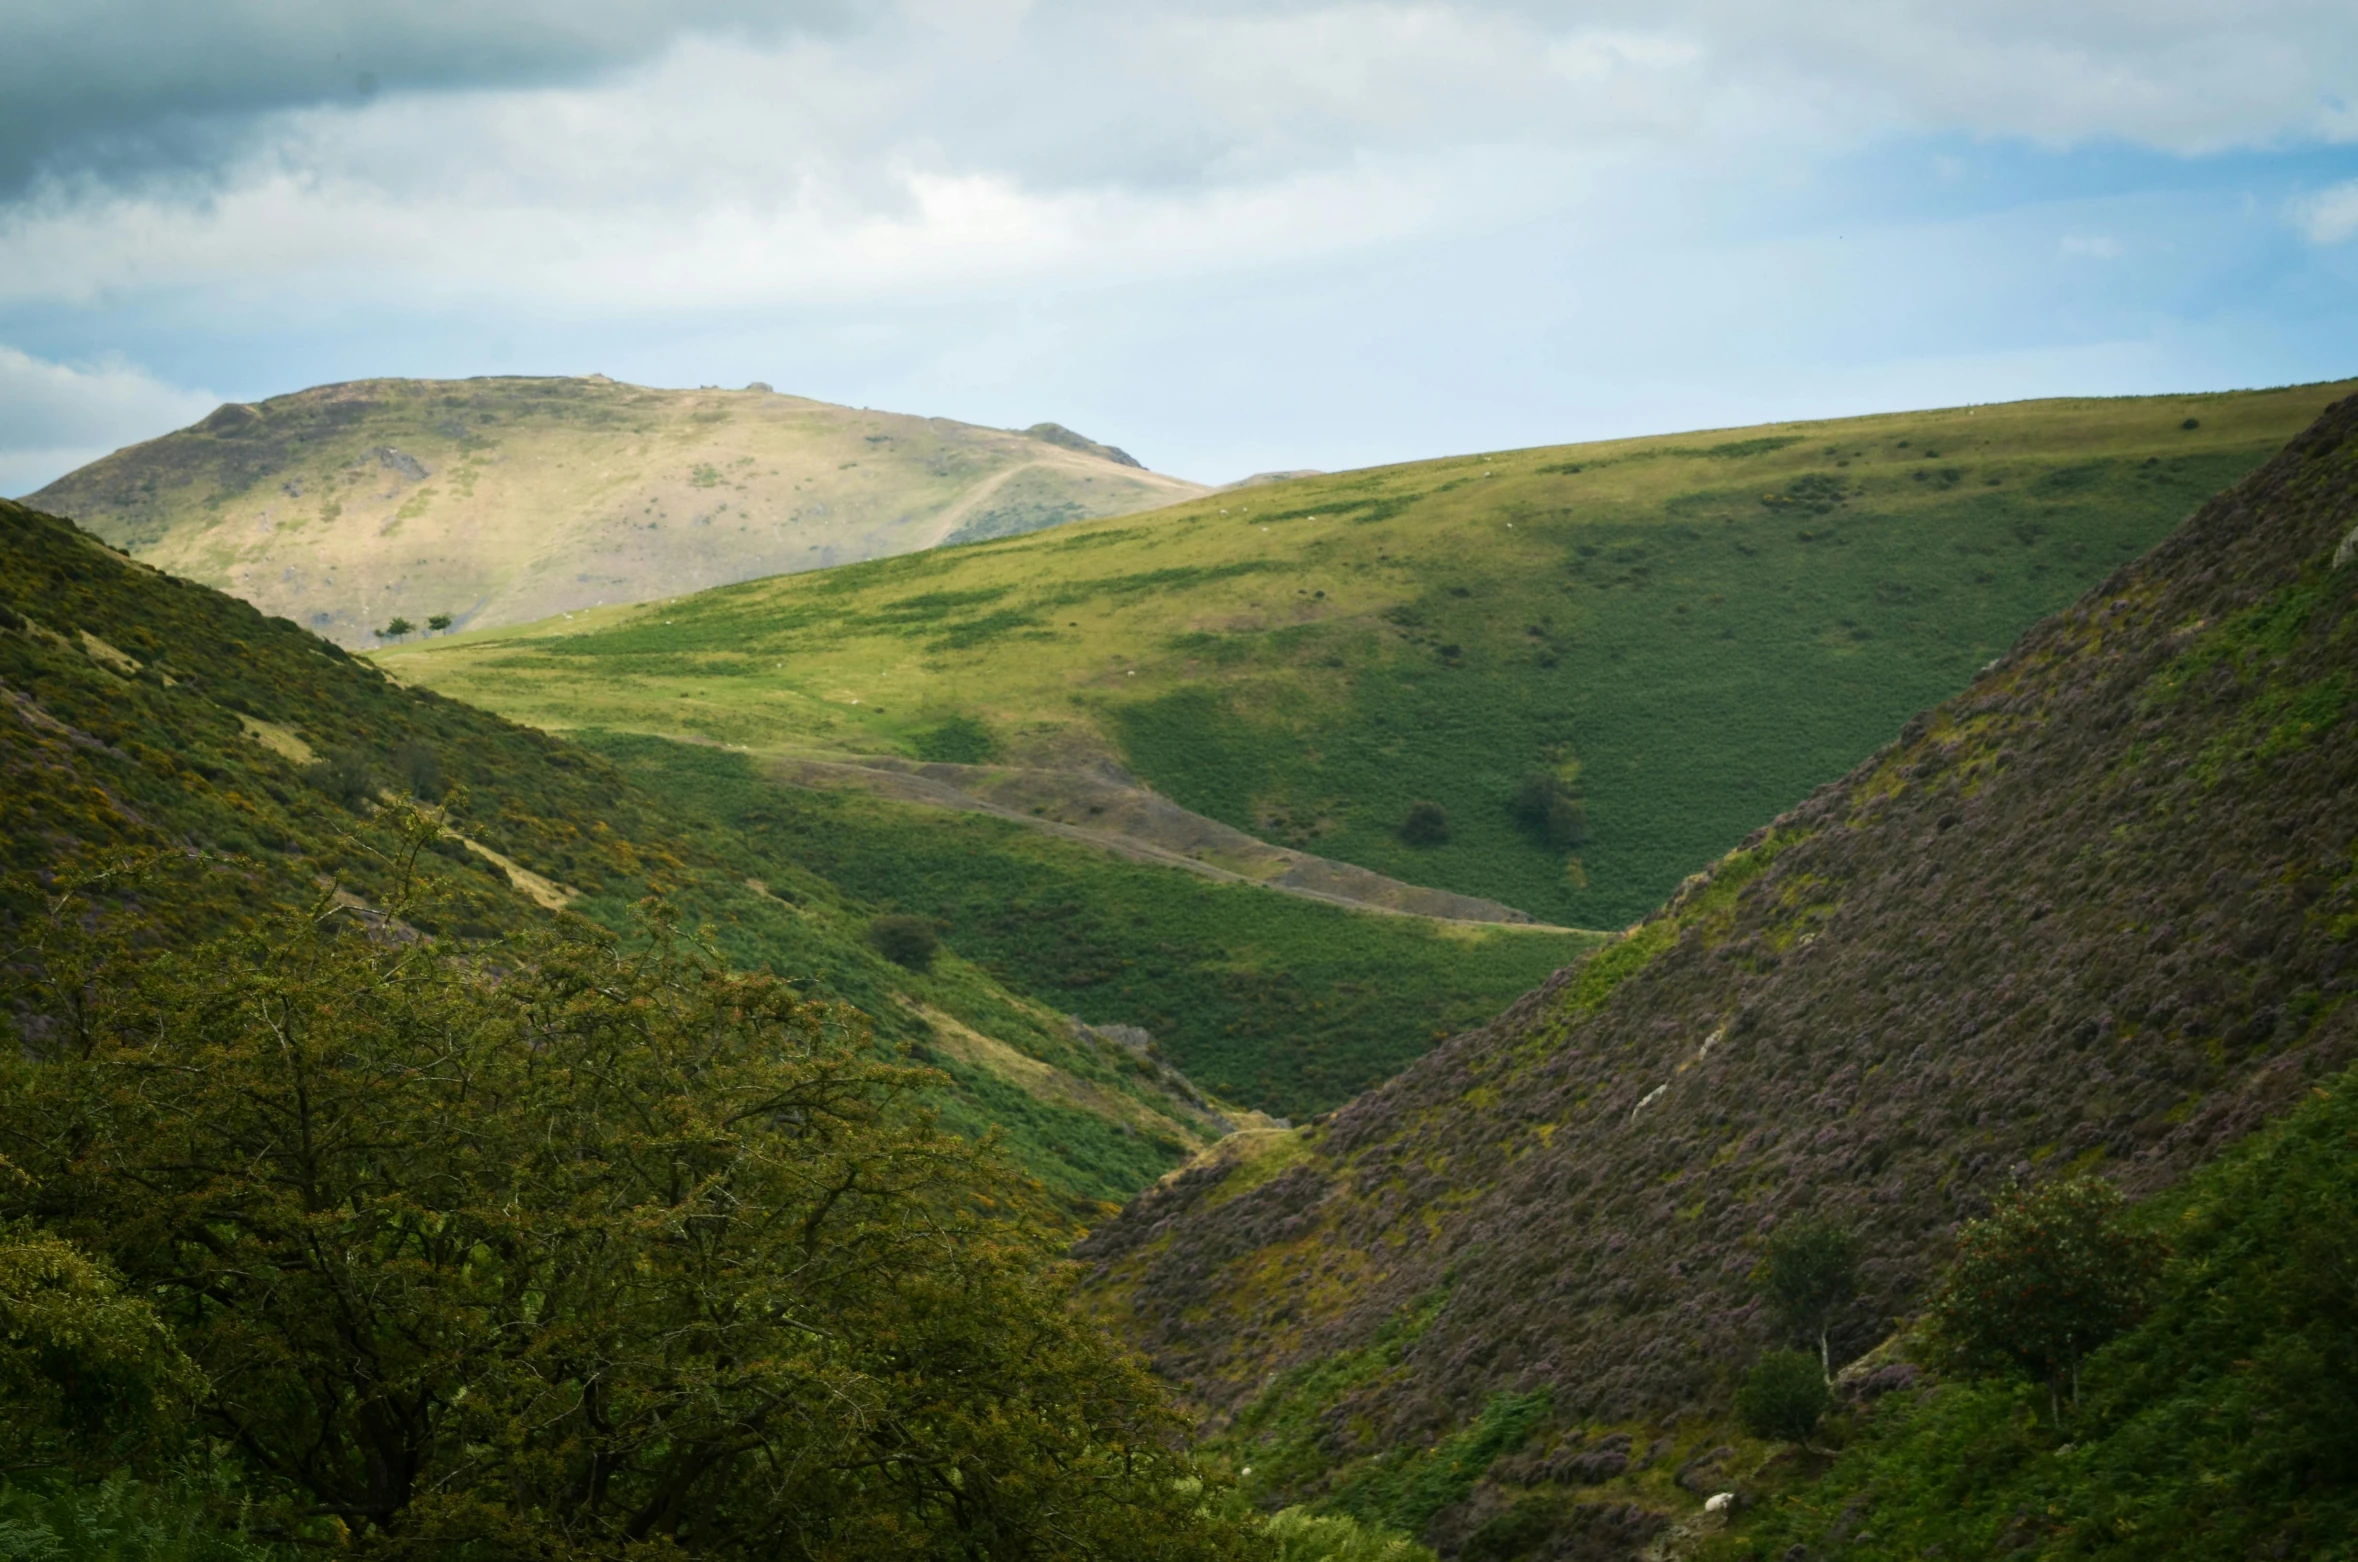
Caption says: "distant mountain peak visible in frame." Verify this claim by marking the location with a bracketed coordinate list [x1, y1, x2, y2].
[1023, 421, 1143, 469]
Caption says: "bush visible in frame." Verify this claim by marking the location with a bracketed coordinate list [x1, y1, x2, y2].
[1737, 1349, 1832, 1442]
[1762, 1218, 1859, 1377]
[867, 912, 941, 971]
[1264, 1506, 1435, 1561]
[1507, 774, 1587, 851]
[910, 715, 998, 765]
[1398, 801, 1451, 846]
[1925, 1175, 2166, 1421]
[302, 749, 374, 809]
[0, 874, 1245, 1560]
[390, 738, 443, 800]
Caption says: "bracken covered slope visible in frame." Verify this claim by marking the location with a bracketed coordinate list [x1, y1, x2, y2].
[1075, 398, 2358, 1535]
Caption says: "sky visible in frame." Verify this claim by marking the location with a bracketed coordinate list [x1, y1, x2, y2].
[3, 1, 2356, 494]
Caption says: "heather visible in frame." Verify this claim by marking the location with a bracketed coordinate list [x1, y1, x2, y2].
[1075, 394, 2358, 1552]
[1709, 1062, 2358, 1562]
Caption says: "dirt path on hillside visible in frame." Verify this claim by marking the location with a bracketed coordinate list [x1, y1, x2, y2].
[756, 750, 1589, 933]
[922, 462, 1044, 547]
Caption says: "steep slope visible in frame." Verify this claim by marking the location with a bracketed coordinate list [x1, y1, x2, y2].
[1071, 396, 2358, 1551]
[0, 497, 1235, 1211]
[25, 376, 1202, 646]
[378, 382, 2352, 927]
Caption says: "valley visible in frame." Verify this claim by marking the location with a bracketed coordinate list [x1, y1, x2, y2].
[1072, 393, 2358, 1560]
[4, 385, 2355, 1562]
[379, 382, 2351, 934]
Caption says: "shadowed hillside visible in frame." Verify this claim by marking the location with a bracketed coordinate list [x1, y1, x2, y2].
[0, 496, 1241, 1210]
[1071, 396, 2358, 1554]
[26, 375, 1202, 646]
[378, 382, 2354, 928]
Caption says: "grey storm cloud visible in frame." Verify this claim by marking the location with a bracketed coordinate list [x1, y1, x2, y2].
[0, 0, 846, 192]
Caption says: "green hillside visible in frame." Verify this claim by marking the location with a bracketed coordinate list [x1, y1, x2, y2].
[379, 381, 2354, 928]
[591, 733, 1599, 1117]
[1710, 1065, 2358, 1562]
[27, 375, 1203, 648]
[0, 497, 1236, 1211]
[1069, 395, 2358, 1556]
[0, 494, 1588, 1169]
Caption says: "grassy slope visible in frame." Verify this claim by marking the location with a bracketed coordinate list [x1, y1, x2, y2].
[28, 376, 1202, 648]
[0, 498, 1226, 1212]
[1065, 396, 2358, 1554]
[380, 382, 2353, 928]
[590, 732, 1602, 1117]
[1708, 1063, 2358, 1562]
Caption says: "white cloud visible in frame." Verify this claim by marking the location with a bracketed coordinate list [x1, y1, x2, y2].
[2294, 180, 2358, 245]
[2061, 234, 2122, 258]
[0, 345, 217, 497]
[3, 1, 2354, 329]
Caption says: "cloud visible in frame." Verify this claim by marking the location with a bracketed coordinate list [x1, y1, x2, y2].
[0, 345, 218, 497]
[2061, 234, 2122, 257]
[2295, 179, 2358, 244]
[0, 0, 840, 193]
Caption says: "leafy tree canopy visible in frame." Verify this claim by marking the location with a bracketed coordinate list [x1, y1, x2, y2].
[1925, 1175, 2166, 1417]
[1, 834, 1246, 1561]
[1761, 1218, 1859, 1377]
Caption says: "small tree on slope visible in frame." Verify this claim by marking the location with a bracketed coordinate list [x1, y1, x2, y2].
[1764, 1218, 1859, 1381]
[1925, 1175, 2166, 1425]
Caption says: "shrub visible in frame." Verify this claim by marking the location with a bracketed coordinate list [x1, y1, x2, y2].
[867, 912, 941, 971]
[1398, 801, 1451, 846]
[1762, 1218, 1859, 1378]
[390, 738, 443, 800]
[1737, 1350, 1832, 1442]
[1509, 774, 1589, 851]
[0, 867, 1244, 1560]
[0, 1226, 202, 1473]
[911, 714, 997, 765]
[1924, 1175, 2166, 1422]
[303, 749, 374, 809]
[1264, 1506, 1435, 1561]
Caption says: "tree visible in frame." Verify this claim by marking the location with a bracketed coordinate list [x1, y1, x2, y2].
[1, 837, 1245, 1560]
[867, 913, 940, 971]
[425, 614, 453, 635]
[1508, 773, 1587, 851]
[377, 616, 415, 641]
[1736, 1350, 1831, 1443]
[0, 1219, 202, 1474]
[1763, 1218, 1860, 1381]
[1398, 801, 1451, 847]
[390, 738, 443, 800]
[1925, 1175, 2167, 1424]
[304, 748, 375, 809]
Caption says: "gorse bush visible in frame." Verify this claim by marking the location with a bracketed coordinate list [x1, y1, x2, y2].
[0, 835, 1247, 1561]
[1736, 1350, 1831, 1443]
